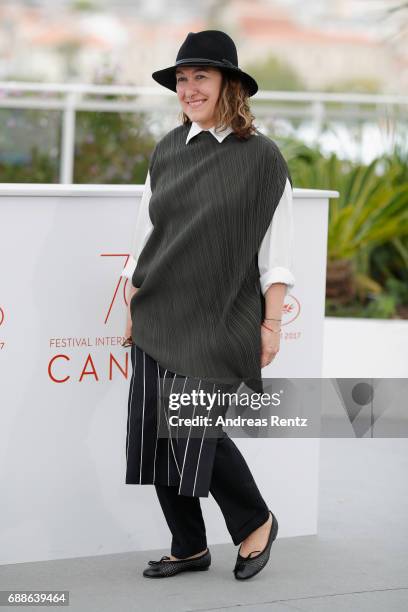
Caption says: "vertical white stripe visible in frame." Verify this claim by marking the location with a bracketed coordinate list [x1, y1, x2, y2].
[139, 351, 146, 484]
[163, 373, 181, 476]
[192, 383, 215, 496]
[179, 377, 201, 495]
[152, 361, 161, 484]
[161, 370, 182, 480]
[169, 372, 177, 444]
[177, 376, 188, 443]
[163, 369, 170, 485]
[126, 345, 137, 464]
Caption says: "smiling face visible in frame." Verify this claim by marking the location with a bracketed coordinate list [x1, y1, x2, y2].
[175, 66, 223, 129]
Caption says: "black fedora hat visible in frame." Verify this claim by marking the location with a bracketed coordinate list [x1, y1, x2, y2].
[151, 30, 258, 97]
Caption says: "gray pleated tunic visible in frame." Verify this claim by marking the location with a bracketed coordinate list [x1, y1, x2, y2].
[126, 123, 291, 496]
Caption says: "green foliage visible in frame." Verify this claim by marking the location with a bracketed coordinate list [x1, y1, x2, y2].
[385, 274, 408, 306]
[243, 55, 305, 91]
[73, 71, 156, 183]
[370, 237, 408, 289]
[71, 0, 96, 11]
[363, 293, 397, 319]
[278, 135, 408, 318]
[0, 107, 60, 183]
[284, 139, 408, 259]
[326, 294, 397, 318]
[324, 77, 383, 94]
[74, 110, 155, 184]
[0, 148, 57, 182]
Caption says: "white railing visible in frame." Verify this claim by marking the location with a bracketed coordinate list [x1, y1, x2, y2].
[1, 81, 407, 184]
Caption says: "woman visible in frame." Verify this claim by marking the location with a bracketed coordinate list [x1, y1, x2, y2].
[121, 30, 295, 580]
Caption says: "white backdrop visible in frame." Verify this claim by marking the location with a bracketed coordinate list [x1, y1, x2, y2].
[0, 184, 338, 564]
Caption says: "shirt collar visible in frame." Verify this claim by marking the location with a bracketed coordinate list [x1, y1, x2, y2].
[186, 121, 234, 145]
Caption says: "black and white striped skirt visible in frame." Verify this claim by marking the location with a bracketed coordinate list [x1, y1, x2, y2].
[125, 343, 237, 497]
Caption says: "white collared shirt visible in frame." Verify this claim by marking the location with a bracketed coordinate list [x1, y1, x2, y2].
[122, 121, 296, 297]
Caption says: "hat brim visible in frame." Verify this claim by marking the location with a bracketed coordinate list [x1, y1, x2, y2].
[152, 60, 258, 97]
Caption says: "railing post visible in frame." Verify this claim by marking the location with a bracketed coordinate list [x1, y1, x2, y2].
[311, 100, 325, 142]
[60, 91, 77, 184]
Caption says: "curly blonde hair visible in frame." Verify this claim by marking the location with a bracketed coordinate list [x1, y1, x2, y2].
[178, 69, 258, 141]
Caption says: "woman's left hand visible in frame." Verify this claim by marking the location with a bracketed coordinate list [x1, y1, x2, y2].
[260, 324, 281, 368]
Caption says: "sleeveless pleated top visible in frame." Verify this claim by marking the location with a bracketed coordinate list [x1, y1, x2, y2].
[130, 123, 292, 393]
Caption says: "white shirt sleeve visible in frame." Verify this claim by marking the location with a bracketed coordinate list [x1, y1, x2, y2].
[121, 171, 154, 280]
[257, 177, 296, 298]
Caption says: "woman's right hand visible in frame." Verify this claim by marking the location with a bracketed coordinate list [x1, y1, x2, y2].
[122, 284, 138, 347]
[124, 309, 132, 342]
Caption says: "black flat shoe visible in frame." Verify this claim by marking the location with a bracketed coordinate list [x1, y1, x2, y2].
[143, 548, 211, 578]
[233, 510, 278, 580]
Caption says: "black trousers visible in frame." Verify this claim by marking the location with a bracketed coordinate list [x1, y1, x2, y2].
[154, 430, 270, 558]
